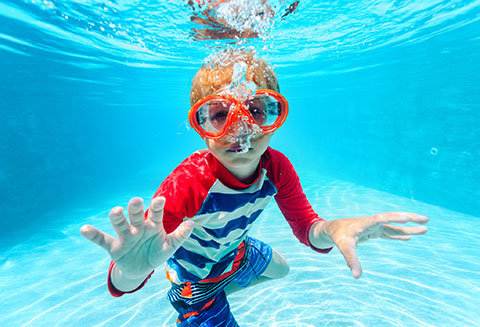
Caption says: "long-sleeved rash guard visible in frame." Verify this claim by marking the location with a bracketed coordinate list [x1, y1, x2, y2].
[108, 147, 331, 296]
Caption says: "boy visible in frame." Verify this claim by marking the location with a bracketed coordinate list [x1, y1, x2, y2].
[80, 50, 428, 326]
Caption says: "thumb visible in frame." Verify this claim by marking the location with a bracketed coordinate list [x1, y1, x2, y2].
[336, 238, 363, 279]
[166, 220, 195, 251]
[79, 225, 114, 252]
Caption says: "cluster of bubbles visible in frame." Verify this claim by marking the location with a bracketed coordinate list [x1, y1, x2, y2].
[216, 0, 275, 35]
[189, 0, 280, 42]
[225, 61, 261, 152]
[203, 47, 260, 70]
[13, 0, 296, 65]
[202, 50, 263, 153]
[229, 61, 258, 101]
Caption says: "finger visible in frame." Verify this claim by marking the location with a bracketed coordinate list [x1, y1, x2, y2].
[148, 196, 166, 226]
[166, 220, 195, 251]
[375, 212, 429, 224]
[80, 225, 115, 252]
[335, 238, 362, 279]
[110, 207, 131, 239]
[358, 232, 378, 242]
[127, 197, 145, 228]
[383, 224, 428, 236]
[381, 234, 411, 241]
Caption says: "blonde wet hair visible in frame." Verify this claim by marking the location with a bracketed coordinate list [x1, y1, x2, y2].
[190, 50, 279, 106]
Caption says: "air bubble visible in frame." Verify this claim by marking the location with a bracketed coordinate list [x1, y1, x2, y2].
[430, 147, 438, 155]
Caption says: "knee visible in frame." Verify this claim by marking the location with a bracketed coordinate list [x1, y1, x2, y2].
[276, 253, 290, 278]
[263, 250, 290, 279]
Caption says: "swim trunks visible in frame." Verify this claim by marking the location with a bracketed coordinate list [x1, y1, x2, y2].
[170, 236, 272, 326]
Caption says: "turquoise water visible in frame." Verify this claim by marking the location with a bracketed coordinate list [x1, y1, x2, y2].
[1, 0, 480, 326]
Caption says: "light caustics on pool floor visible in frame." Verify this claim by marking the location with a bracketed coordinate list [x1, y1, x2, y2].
[1, 177, 479, 327]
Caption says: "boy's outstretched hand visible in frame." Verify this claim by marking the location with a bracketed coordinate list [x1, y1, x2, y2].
[80, 197, 194, 290]
[309, 212, 429, 279]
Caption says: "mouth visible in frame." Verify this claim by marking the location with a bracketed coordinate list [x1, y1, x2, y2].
[227, 144, 253, 153]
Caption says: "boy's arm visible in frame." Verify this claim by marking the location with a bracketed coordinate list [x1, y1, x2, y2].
[308, 213, 428, 278]
[266, 148, 429, 278]
[266, 149, 332, 252]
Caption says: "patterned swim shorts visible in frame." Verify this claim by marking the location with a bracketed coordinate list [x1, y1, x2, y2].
[168, 236, 273, 326]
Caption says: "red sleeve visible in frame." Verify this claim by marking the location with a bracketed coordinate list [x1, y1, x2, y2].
[151, 150, 216, 233]
[107, 261, 154, 297]
[264, 148, 332, 253]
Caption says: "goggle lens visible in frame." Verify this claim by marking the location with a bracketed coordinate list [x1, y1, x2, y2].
[196, 100, 233, 133]
[244, 94, 282, 127]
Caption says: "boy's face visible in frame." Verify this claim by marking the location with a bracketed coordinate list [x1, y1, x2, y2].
[203, 80, 274, 174]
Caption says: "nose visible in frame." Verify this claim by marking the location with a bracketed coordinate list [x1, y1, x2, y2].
[228, 117, 251, 138]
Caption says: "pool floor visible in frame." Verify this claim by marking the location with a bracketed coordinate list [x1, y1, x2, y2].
[1, 176, 479, 327]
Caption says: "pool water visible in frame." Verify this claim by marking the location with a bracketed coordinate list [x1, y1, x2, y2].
[1, 0, 480, 326]
[1, 177, 479, 326]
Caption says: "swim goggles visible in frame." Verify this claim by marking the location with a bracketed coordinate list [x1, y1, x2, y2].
[188, 89, 289, 140]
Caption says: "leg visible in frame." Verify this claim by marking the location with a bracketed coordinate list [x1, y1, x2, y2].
[261, 248, 290, 279]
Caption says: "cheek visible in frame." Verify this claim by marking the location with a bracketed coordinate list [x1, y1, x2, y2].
[205, 138, 215, 151]
[205, 138, 224, 153]
[252, 133, 272, 148]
